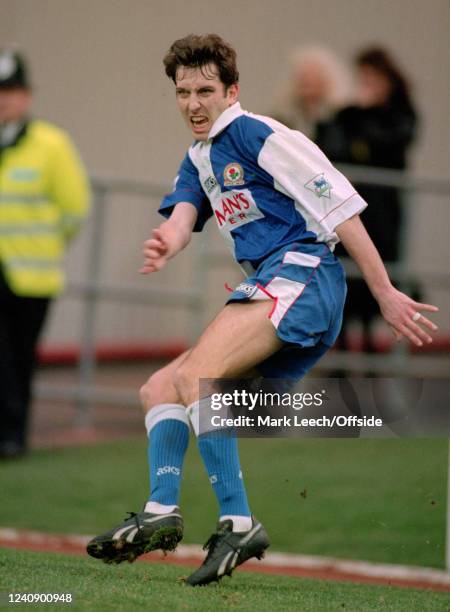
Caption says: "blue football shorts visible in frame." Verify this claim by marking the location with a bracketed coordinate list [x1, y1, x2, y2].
[226, 241, 347, 380]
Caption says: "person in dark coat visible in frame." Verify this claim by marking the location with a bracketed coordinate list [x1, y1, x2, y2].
[315, 47, 418, 352]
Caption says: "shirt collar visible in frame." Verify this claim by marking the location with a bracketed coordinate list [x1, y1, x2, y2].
[208, 102, 245, 139]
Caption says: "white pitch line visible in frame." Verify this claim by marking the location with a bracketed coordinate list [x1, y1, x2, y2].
[1, 528, 450, 587]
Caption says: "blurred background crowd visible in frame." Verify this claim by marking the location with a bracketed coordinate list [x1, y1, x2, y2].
[273, 44, 421, 355]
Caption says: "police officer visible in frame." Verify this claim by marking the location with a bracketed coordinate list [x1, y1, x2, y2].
[0, 49, 90, 458]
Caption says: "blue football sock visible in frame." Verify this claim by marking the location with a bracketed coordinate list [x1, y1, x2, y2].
[188, 400, 251, 517]
[145, 404, 190, 506]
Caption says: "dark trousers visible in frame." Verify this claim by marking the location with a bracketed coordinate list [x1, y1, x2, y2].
[0, 267, 50, 448]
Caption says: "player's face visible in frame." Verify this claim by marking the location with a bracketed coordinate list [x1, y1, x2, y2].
[0, 88, 31, 124]
[175, 64, 239, 141]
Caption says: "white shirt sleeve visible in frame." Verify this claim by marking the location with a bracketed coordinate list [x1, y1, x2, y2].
[257, 123, 367, 242]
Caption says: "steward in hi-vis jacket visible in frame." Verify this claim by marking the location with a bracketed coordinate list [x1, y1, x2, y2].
[0, 48, 90, 458]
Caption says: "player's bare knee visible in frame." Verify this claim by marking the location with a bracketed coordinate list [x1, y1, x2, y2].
[173, 362, 197, 406]
[139, 371, 168, 413]
[139, 381, 153, 414]
[172, 363, 188, 398]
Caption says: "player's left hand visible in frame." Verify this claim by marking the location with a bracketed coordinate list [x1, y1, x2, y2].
[377, 286, 439, 346]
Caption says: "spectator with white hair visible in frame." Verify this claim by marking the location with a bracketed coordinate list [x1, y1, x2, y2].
[272, 45, 353, 138]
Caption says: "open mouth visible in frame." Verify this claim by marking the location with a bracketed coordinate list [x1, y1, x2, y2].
[190, 116, 209, 129]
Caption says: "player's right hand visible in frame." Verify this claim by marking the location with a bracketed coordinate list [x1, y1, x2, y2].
[139, 228, 170, 274]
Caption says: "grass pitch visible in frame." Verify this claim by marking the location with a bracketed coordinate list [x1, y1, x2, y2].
[0, 438, 447, 568]
[1, 548, 449, 612]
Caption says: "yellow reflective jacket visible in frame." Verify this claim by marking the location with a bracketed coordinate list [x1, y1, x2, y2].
[0, 120, 90, 296]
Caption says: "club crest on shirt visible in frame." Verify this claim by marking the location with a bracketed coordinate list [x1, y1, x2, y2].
[223, 162, 245, 186]
[304, 174, 332, 198]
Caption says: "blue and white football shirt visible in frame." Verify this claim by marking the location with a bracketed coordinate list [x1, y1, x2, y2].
[159, 102, 367, 267]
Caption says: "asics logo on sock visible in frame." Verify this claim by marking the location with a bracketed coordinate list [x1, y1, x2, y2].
[156, 465, 180, 476]
[209, 474, 218, 484]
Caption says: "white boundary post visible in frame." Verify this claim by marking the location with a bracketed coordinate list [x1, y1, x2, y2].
[446, 440, 450, 570]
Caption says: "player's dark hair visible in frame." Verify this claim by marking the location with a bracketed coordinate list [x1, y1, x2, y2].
[163, 34, 239, 88]
[356, 47, 412, 107]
